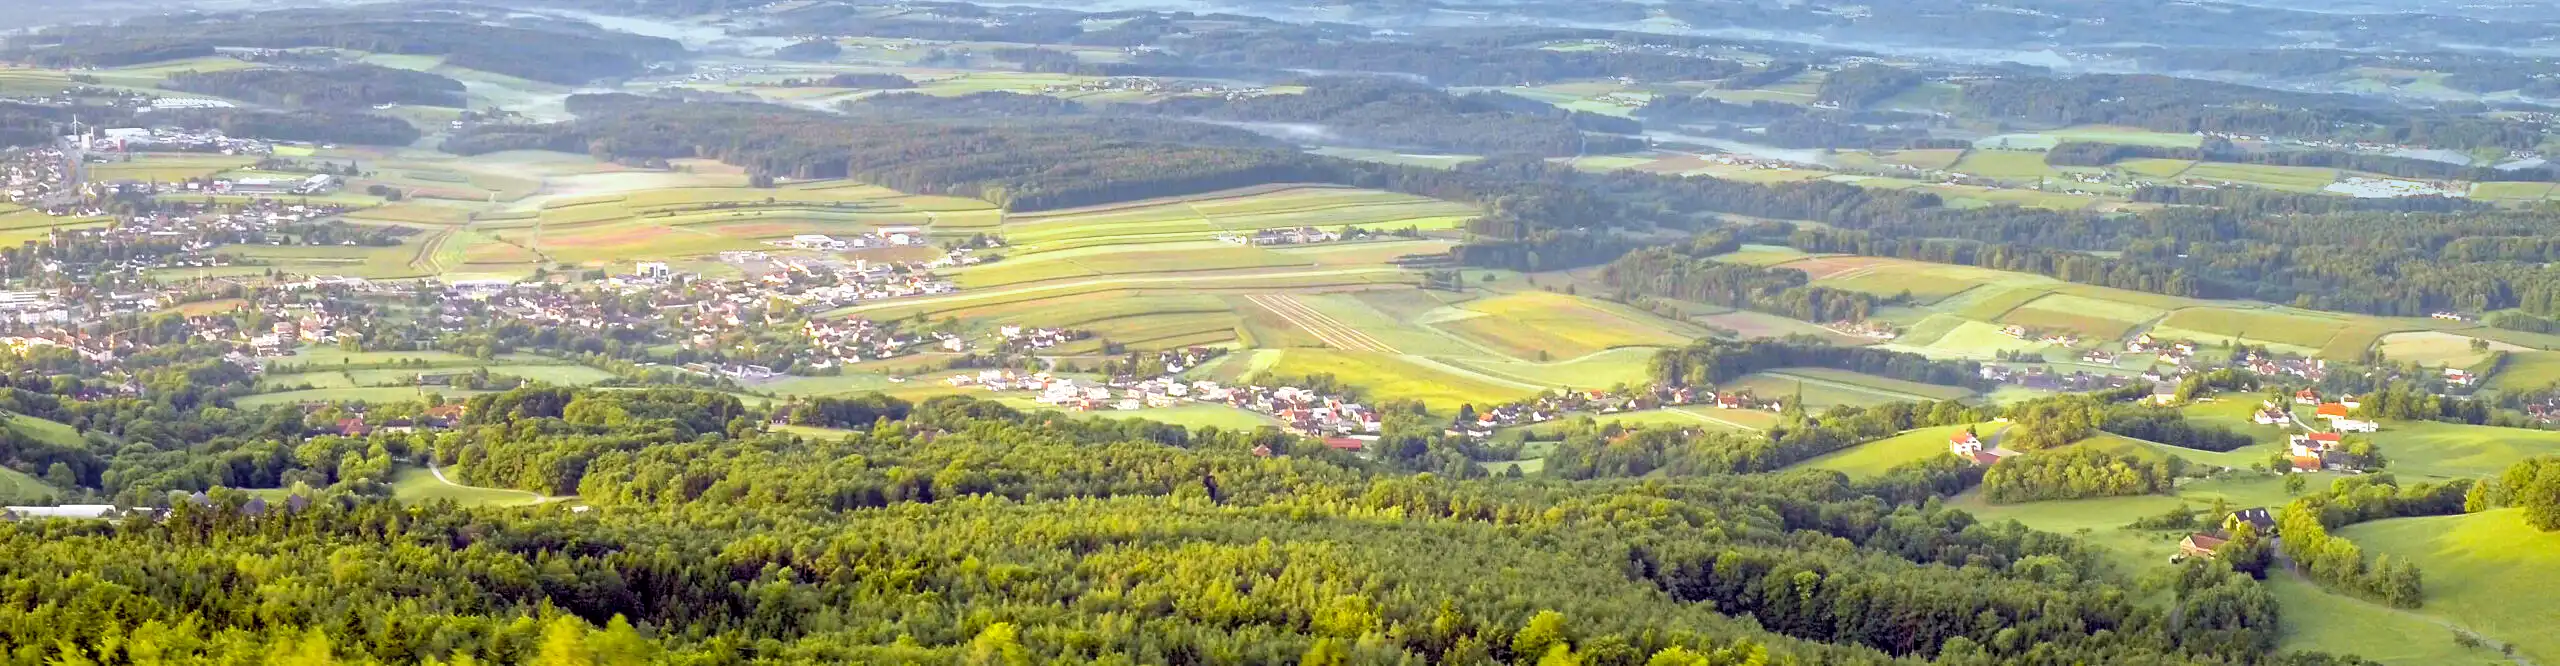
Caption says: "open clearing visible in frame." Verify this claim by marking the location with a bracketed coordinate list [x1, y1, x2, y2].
[389, 465, 544, 508]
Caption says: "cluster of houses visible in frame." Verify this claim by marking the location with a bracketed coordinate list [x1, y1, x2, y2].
[1441, 385, 1771, 438]
[948, 369, 1388, 439]
[88, 126, 269, 155]
[992, 324, 1084, 352]
[777, 229, 926, 252]
[2246, 390, 2378, 472]
[1999, 325, 2082, 347]
[1826, 320, 1900, 340]
[1978, 364, 2147, 392]
[1221, 227, 1343, 247]
[308, 402, 469, 437]
[1, 146, 75, 206]
[1036, 77, 1279, 101]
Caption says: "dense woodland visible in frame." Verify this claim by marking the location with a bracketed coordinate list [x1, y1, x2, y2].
[1962, 74, 2544, 151]
[1135, 79, 1644, 157]
[162, 64, 468, 109]
[0, 385, 2375, 665]
[2045, 141, 2560, 183]
[1982, 447, 2181, 503]
[14, 9, 684, 84]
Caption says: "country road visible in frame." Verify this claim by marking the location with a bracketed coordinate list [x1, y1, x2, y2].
[428, 461, 553, 504]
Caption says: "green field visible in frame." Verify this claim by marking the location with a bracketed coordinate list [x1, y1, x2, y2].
[1718, 368, 1973, 408]
[2341, 509, 2560, 664]
[388, 465, 545, 508]
[2182, 162, 2341, 192]
[2118, 158, 2197, 178]
[2153, 308, 2350, 351]
[1436, 291, 1694, 360]
[2489, 350, 2560, 391]
[2375, 331, 2521, 367]
[1951, 149, 2065, 180]
[0, 466, 57, 504]
[2267, 571, 2509, 666]
[1261, 350, 1538, 413]
[2363, 420, 2560, 482]
[1791, 424, 1978, 477]
[1999, 293, 2166, 339]
[2468, 181, 2556, 201]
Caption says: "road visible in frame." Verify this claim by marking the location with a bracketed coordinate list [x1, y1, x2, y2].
[427, 461, 553, 504]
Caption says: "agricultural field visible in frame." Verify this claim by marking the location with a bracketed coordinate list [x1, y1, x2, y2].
[1950, 149, 2066, 180]
[2467, 181, 2556, 202]
[2117, 158, 2196, 178]
[2361, 420, 2560, 481]
[2180, 162, 2341, 192]
[1718, 368, 1974, 408]
[2374, 331, 2522, 367]
[1998, 293, 2166, 339]
[2340, 509, 2560, 664]
[1434, 291, 1695, 360]
[1977, 125, 2207, 150]
[91, 154, 257, 182]
[2489, 350, 2560, 391]
[1259, 350, 1539, 413]
[1790, 423, 1981, 477]
[1446, 348, 1661, 388]
[2151, 308, 2352, 352]
[235, 387, 490, 408]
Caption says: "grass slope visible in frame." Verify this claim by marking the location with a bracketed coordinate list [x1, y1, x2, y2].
[2341, 509, 2560, 664]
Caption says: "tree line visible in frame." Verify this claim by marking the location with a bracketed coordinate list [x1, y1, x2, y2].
[162, 63, 468, 109]
[2046, 140, 2560, 183]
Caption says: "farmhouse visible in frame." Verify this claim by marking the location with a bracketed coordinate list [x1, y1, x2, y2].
[2252, 403, 2290, 425]
[2294, 389, 2320, 405]
[2316, 403, 2351, 420]
[2179, 533, 2229, 560]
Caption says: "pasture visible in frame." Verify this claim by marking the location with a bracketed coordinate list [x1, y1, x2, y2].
[2339, 509, 2560, 664]
[2489, 350, 2560, 391]
[388, 466, 545, 508]
[1950, 149, 2064, 180]
[0, 466, 53, 504]
[2361, 420, 2560, 482]
[234, 387, 489, 408]
[2267, 571, 2510, 666]
[2374, 331, 2521, 367]
[1790, 424, 1979, 477]
[2181, 162, 2341, 192]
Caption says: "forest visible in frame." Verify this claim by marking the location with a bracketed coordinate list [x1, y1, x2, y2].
[0, 385, 2377, 665]
[2044, 141, 2560, 183]
[1961, 74, 2544, 151]
[162, 64, 468, 109]
[17, 8, 684, 84]
[1134, 79, 1646, 157]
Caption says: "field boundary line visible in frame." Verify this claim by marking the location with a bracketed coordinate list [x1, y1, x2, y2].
[1270, 295, 1399, 352]
[1247, 295, 1391, 353]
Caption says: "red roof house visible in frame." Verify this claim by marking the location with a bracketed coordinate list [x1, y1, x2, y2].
[2291, 456, 2323, 473]
[2308, 431, 2343, 444]
[2316, 403, 2351, 419]
[1323, 437, 1365, 452]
